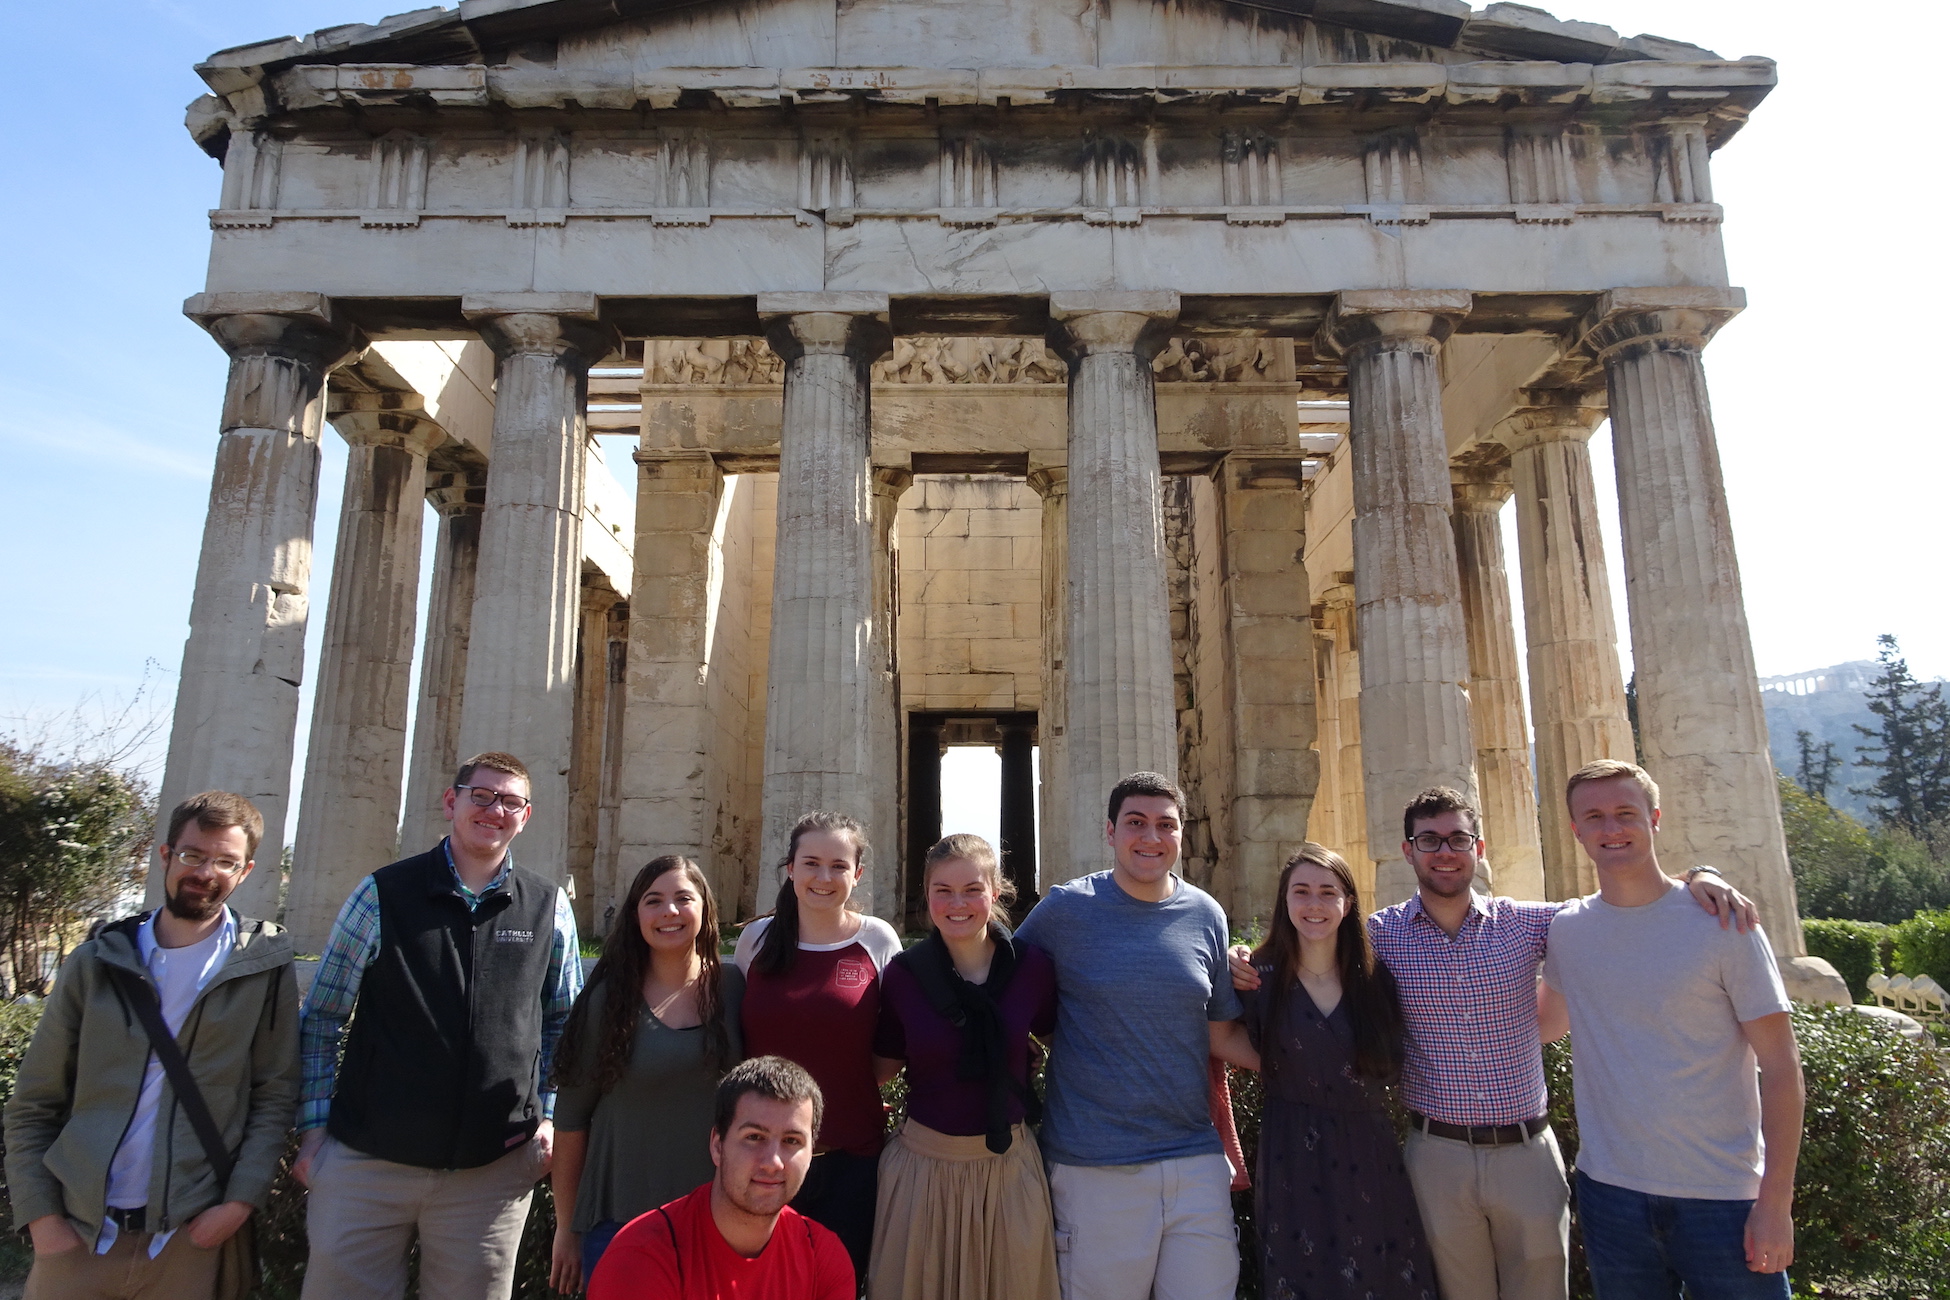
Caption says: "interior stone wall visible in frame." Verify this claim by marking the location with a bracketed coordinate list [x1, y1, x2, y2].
[897, 475, 1043, 714]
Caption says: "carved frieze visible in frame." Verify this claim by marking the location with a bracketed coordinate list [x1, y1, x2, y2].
[363, 131, 428, 227]
[643, 337, 1294, 388]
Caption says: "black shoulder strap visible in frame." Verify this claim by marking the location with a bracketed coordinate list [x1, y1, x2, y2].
[658, 1206, 682, 1284]
[107, 966, 234, 1190]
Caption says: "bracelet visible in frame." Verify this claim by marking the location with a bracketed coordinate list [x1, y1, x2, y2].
[1685, 865, 1725, 880]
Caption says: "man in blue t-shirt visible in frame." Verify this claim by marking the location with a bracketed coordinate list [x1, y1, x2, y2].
[1016, 771, 1258, 1300]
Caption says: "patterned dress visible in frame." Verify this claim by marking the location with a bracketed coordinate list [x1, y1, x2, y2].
[1243, 972, 1439, 1300]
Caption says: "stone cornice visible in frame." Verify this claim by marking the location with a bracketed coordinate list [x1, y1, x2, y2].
[189, 57, 1773, 151]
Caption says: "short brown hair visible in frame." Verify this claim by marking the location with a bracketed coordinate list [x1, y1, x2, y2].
[1565, 760, 1661, 813]
[454, 751, 531, 792]
[167, 791, 265, 860]
[713, 1055, 823, 1138]
[1402, 787, 1480, 842]
[1107, 771, 1186, 824]
[923, 833, 1017, 914]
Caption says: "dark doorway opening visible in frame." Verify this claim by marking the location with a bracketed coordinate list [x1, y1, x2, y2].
[904, 711, 1038, 930]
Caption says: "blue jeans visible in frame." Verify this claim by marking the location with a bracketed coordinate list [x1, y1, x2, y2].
[1575, 1171, 1790, 1300]
[582, 1218, 624, 1286]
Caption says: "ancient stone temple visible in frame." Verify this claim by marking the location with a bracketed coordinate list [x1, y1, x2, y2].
[160, 0, 1804, 964]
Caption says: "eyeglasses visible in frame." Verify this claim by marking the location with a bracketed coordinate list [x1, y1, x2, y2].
[1410, 831, 1481, 854]
[171, 848, 248, 875]
[456, 785, 532, 814]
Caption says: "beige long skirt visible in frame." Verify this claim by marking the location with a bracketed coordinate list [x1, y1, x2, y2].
[866, 1119, 1061, 1300]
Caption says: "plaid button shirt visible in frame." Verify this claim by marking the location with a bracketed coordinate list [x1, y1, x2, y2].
[1368, 892, 1561, 1127]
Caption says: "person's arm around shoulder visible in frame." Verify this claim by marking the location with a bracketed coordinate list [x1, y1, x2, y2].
[4, 946, 93, 1255]
[1741, 1010, 1803, 1274]
[1682, 868, 1761, 932]
[191, 949, 303, 1248]
[1206, 908, 1257, 1070]
[295, 879, 382, 1185]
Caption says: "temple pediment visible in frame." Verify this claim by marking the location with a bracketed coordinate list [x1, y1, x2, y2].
[194, 0, 1734, 115]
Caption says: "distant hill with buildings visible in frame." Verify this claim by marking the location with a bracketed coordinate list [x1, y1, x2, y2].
[1760, 661, 1885, 825]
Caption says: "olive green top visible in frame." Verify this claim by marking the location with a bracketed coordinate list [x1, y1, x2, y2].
[554, 965, 745, 1231]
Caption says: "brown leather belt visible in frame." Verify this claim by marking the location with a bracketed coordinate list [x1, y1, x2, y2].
[1409, 1111, 1549, 1147]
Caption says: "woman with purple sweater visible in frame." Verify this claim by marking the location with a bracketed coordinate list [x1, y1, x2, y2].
[867, 835, 1059, 1300]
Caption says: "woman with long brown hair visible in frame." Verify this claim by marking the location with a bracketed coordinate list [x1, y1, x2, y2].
[735, 811, 903, 1282]
[548, 856, 743, 1294]
[1244, 843, 1438, 1300]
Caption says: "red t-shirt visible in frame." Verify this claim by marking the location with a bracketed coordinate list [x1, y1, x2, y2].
[588, 1185, 855, 1300]
[741, 943, 886, 1156]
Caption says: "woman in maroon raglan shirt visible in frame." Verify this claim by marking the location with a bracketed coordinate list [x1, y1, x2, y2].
[735, 811, 903, 1283]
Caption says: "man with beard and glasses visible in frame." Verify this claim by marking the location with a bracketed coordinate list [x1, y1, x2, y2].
[588, 1056, 854, 1300]
[4, 791, 300, 1300]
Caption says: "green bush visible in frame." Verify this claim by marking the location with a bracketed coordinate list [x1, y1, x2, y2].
[1893, 909, 1950, 988]
[1802, 919, 1889, 1001]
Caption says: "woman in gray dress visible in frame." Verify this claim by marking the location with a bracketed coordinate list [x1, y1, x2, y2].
[1244, 843, 1437, 1300]
[548, 856, 744, 1294]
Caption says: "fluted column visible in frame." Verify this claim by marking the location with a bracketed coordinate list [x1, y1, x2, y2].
[1584, 287, 1802, 951]
[1027, 464, 1072, 884]
[869, 465, 912, 924]
[401, 466, 487, 856]
[285, 403, 443, 949]
[1321, 291, 1477, 905]
[568, 582, 624, 930]
[1451, 465, 1545, 900]
[1048, 292, 1180, 869]
[1504, 397, 1634, 899]
[154, 293, 366, 917]
[457, 293, 619, 884]
[755, 294, 892, 911]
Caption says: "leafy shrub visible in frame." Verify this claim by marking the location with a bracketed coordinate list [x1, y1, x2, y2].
[1893, 909, 1950, 988]
[0, 1000, 44, 1282]
[1779, 775, 1950, 925]
[1802, 919, 1889, 1001]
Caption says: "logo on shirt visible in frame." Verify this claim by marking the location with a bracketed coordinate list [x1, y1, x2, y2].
[495, 928, 537, 944]
[835, 958, 871, 989]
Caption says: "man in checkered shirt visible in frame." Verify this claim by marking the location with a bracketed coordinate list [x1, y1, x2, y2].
[1232, 786, 1754, 1300]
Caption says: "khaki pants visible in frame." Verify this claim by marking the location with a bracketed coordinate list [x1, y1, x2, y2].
[300, 1135, 544, 1300]
[23, 1227, 220, 1300]
[1403, 1125, 1570, 1300]
[1047, 1152, 1238, 1300]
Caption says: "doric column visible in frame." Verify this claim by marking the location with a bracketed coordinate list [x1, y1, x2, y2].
[457, 293, 619, 884]
[755, 293, 892, 911]
[904, 715, 945, 929]
[1218, 454, 1318, 921]
[869, 465, 912, 925]
[568, 581, 624, 929]
[400, 466, 486, 856]
[1451, 464, 1546, 900]
[1320, 290, 1477, 906]
[1026, 463, 1071, 884]
[999, 717, 1039, 914]
[1503, 396, 1634, 899]
[154, 293, 365, 918]
[615, 451, 730, 906]
[1584, 288, 1802, 951]
[1048, 292, 1180, 869]
[285, 401, 443, 950]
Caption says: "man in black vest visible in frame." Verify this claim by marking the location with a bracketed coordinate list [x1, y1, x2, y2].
[294, 751, 585, 1300]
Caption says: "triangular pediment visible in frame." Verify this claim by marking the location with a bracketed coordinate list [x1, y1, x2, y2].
[197, 0, 1722, 93]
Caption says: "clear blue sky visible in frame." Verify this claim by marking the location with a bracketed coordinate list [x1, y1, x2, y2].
[2, 0, 1943, 823]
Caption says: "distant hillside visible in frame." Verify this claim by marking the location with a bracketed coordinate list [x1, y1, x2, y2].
[1759, 660, 1904, 826]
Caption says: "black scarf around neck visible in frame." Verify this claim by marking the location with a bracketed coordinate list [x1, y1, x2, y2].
[897, 925, 1041, 1154]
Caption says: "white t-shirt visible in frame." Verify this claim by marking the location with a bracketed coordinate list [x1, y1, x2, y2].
[1544, 880, 1791, 1200]
[733, 914, 903, 975]
[100, 909, 236, 1255]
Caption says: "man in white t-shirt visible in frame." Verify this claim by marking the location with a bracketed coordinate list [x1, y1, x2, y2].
[1544, 760, 1802, 1300]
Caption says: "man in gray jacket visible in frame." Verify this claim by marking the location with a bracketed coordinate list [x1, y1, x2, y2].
[4, 790, 300, 1299]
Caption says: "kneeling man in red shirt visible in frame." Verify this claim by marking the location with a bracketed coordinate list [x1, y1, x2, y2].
[589, 1057, 854, 1300]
